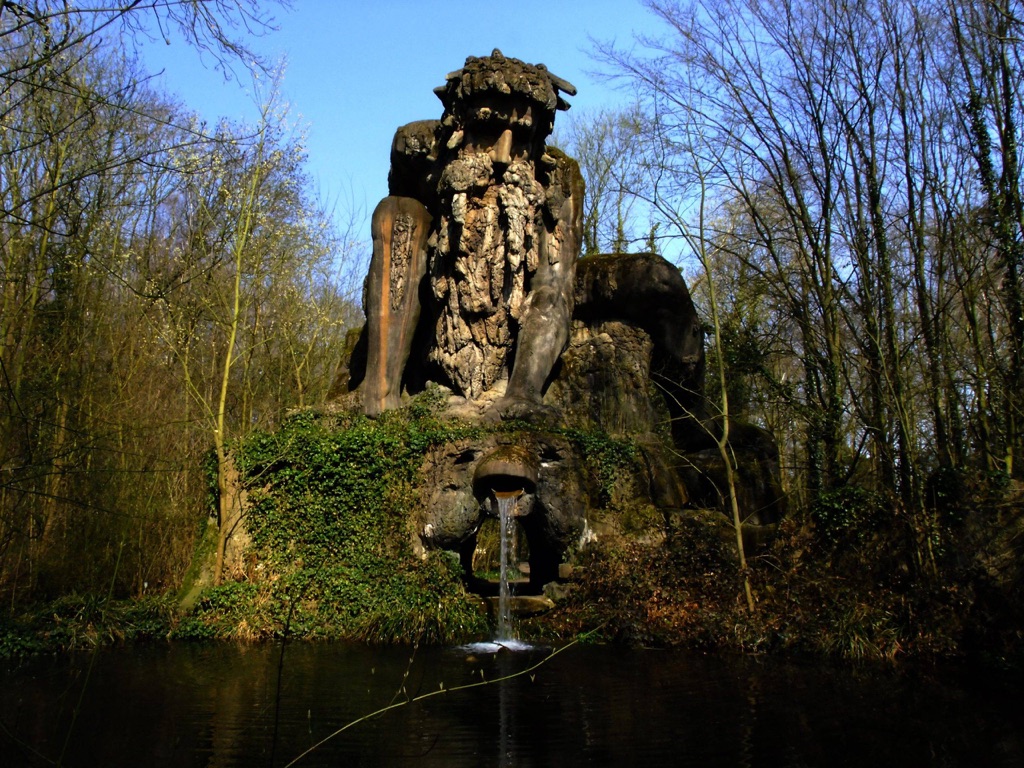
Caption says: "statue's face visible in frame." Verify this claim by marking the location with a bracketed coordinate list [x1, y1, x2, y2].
[460, 93, 539, 167]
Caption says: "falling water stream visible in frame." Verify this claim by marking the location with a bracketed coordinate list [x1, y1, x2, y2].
[494, 490, 521, 643]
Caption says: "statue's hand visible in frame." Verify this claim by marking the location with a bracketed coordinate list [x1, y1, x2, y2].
[489, 395, 563, 428]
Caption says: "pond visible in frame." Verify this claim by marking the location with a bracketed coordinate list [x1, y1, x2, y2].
[1, 641, 1021, 767]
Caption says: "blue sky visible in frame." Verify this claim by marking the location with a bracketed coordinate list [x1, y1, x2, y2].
[136, 0, 667, 246]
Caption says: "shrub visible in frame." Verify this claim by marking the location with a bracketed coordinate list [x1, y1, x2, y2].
[810, 486, 885, 546]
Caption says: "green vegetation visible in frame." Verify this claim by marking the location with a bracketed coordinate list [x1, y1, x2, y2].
[176, 401, 489, 644]
[560, 428, 642, 506]
[0, 594, 177, 657]
[1, 394, 1021, 671]
[1, 397, 489, 651]
[531, 484, 1023, 669]
[171, 404, 657, 646]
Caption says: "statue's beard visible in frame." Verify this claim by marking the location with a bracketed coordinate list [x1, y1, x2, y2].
[430, 156, 544, 398]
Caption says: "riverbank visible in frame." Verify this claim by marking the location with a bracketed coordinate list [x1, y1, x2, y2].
[2, 520, 1021, 675]
[4, 403, 1021, 671]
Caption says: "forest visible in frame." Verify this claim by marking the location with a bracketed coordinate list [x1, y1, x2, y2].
[0, 0, 359, 605]
[2, 1, 1022, 663]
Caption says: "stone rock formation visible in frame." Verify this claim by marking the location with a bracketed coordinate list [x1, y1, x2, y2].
[333, 50, 785, 594]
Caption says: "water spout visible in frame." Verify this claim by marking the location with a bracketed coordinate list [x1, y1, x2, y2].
[494, 488, 523, 643]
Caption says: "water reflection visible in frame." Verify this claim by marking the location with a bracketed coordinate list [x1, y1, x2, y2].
[1, 642, 1021, 767]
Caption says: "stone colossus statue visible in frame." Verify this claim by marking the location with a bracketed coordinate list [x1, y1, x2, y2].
[358, 49, 583, 419]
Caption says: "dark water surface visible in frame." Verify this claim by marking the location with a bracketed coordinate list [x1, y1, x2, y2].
[1, 641, 1021, 767]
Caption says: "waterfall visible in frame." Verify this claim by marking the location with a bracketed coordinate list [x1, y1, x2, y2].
[495, 491, 520, 642]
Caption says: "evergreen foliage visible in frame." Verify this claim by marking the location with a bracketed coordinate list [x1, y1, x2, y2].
[177, 401, 489, 644]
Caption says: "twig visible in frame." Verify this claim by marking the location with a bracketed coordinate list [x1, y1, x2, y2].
[283, 627, 602, 767]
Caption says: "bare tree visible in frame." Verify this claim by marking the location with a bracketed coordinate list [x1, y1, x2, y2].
[556, 107, 654, 254]
[0, 3, 361, 602]
[592, 0, 1024, 562]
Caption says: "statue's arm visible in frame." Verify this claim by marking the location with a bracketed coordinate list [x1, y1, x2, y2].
[362, 196, 432, 415]
[502, 150, 584, 407]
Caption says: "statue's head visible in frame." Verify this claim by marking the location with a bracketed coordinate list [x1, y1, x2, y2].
[434, 49, 575, 168]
